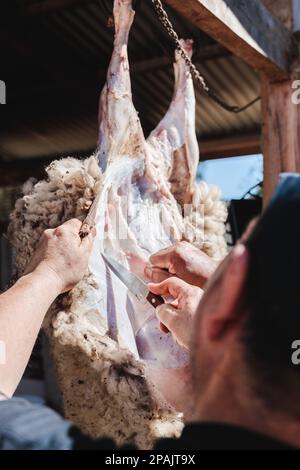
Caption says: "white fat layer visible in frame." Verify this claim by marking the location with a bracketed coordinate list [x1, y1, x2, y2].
[88, 156, 189, 368]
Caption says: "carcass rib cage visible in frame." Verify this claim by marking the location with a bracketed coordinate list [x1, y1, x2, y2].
[8, 0, 227, 449]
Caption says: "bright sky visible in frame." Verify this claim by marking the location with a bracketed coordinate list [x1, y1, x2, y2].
[197, 154, 263, 201]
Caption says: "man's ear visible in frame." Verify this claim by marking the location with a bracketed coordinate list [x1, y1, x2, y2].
[205, 244, 249, 341]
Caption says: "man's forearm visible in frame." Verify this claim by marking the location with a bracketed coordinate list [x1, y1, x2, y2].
[0, 265, 61, 397]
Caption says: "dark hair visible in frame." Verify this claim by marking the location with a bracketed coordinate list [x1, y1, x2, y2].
[243, 180, 300, 408]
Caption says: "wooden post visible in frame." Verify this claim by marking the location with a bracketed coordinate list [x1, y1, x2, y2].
[261, 0, 300, 205]
[261, 77, 300, 204]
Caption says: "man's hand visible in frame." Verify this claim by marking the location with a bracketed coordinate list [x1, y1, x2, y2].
[149, 277, 203, 349]
[24, 219, 96, 293]
[145, 241, 217, 288]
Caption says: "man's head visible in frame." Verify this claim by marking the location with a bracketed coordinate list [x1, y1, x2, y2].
[193, 175, 300, 422]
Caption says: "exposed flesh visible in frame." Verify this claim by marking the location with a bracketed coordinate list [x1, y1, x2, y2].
[147, 39, 199, 206]
[90, 0, 190, 392]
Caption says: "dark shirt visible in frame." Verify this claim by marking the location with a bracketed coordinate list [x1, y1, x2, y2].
[156, 423, 296, 450]
[0, 398, 296, 450]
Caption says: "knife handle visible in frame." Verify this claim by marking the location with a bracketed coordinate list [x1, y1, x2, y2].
[146, 292, 164, 309]
[146, 293, 170, 334]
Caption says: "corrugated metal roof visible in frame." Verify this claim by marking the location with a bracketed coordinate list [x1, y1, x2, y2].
[0, 0, 261, 162]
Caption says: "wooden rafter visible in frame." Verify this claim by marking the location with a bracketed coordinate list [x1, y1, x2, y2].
[163, 0, 300, 204]
[200, 132, 261, 160]
[165, 0, 296, 81]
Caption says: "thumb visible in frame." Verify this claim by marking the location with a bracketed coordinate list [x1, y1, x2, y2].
[144, 265, 170, 283]
[149, 277, 191, 299]
[81, 226, 96, 249]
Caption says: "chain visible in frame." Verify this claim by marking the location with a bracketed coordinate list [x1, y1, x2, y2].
[151, 0, 261, 114]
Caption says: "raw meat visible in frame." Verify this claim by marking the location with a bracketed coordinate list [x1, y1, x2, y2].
[92, 0, 189, 365]
[147, 39, 199, 207]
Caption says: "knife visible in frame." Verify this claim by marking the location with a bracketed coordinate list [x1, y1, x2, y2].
[101, 253, 169, 334]
[79, 192, 101, 239]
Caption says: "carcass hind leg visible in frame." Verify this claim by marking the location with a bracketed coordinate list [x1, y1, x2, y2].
[97, 0, 145, 170]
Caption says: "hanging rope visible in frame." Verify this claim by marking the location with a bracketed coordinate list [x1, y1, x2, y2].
[151, 0, 261, 114]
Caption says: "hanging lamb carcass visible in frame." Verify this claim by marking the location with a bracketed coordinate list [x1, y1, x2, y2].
[8, 0, 227, 449]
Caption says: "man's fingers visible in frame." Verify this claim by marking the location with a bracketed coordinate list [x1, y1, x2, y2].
[148, 279, 174, 297]
[43, 229, 55, 239]
[144, 266, 171, 283]
[156, 304, 178, 333]
[149, 277, 190, 299]
[149, 246, 173, 270]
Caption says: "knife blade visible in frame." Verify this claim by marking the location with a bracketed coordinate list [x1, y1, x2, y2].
[101, 253, 169, 333]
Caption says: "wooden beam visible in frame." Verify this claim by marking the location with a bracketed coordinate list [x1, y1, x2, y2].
[260, 0, 300, 205]
[261, 77, 300, 205]
[165, 0, 295, 81]
[200, 132, 261, 160]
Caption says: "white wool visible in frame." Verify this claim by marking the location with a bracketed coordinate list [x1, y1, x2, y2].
[49, 282, 183, 449]
[9, 156, 101, 275]
[184, 181, 228, 261]
[8, 156, 227, 448]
